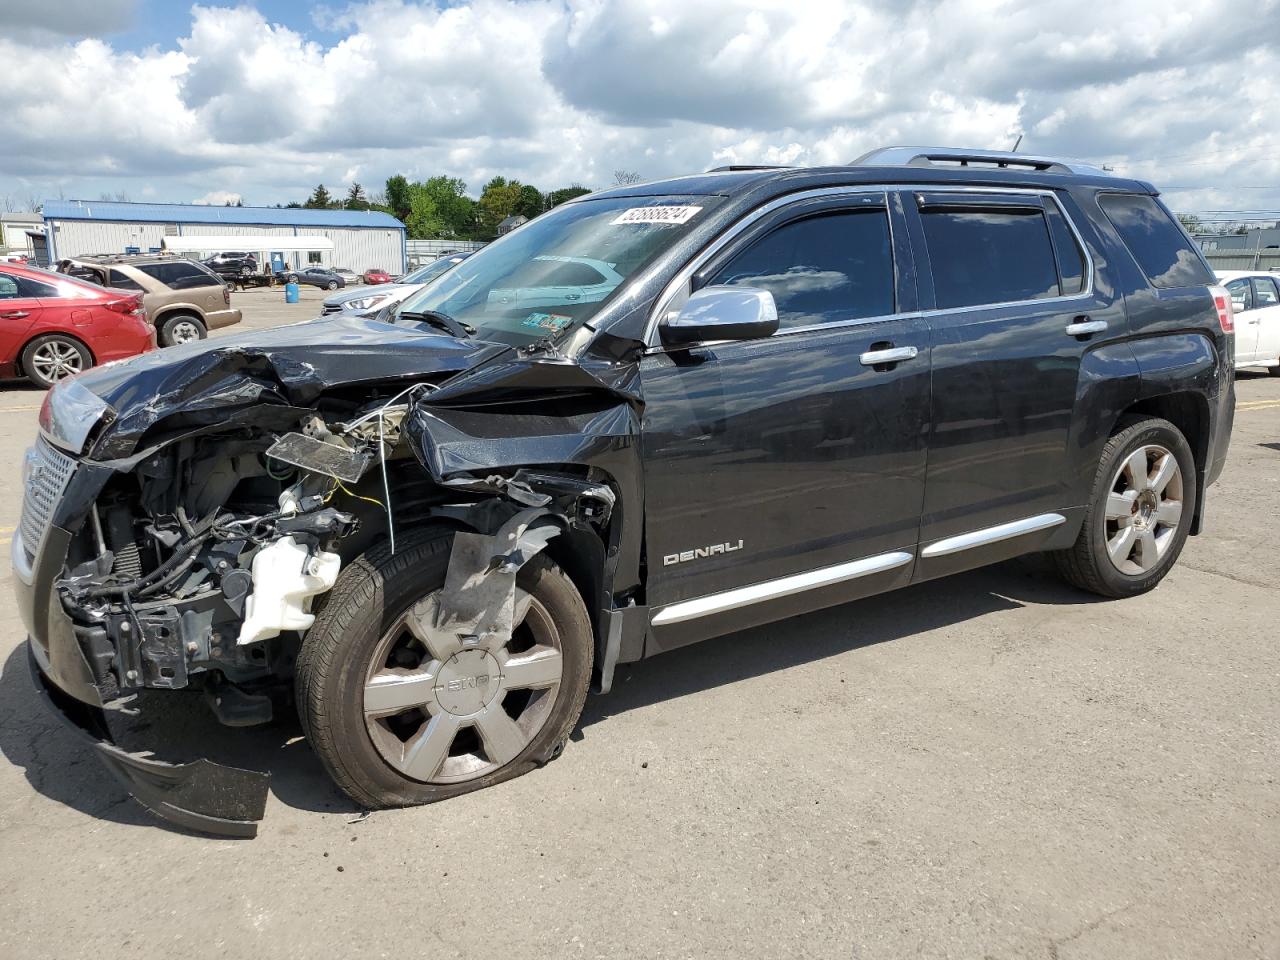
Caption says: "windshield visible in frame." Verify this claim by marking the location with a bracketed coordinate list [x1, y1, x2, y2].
[400, 257, 465, 285]
[392, 195, 720, 346]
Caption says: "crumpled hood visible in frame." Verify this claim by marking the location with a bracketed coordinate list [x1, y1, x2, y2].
[77, 313, 507, 460]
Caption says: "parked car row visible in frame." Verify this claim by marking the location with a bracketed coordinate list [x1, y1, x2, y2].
[321, 253, 471, 315]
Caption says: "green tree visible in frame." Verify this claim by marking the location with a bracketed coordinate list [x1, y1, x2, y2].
[385, 174, 411, 222]
[345, 182, 369, 211]
[304, 184, 333, 209]
[1176, 212, 1201, 233]
[514, 183, 544, 220]
[548, 185, 591, 207]
[405, 184, 445, 238]
[478, 177, 525, 235]
[418, 176, 476, 237]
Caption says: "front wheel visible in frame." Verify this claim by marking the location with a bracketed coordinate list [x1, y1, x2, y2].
[1053, 416, 1196, 598]
[296, 529, 592, 809]
[326, 280, 338, 290]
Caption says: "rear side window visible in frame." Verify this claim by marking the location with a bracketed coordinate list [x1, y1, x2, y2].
[139, 261, 223, 290]
[1045, 204, 1087, 295]
[920, 206, 1060, 309]
[15, 274, 58, 297]
[108, 269, 144, 291]
[1098, 194, 1213, 289]
[0, 275, 19, 298]
[709, 209, 895, 330]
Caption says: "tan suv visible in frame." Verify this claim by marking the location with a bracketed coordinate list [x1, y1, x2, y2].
[57, 255, 242, 346]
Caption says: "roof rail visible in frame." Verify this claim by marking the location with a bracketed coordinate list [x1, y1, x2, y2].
[850, 146, 1110, 177]
[705, 164, 793, 173]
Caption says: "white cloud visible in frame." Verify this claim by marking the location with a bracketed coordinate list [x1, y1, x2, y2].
[192, 191, 243, 206]
[0, 0, 1276, 215]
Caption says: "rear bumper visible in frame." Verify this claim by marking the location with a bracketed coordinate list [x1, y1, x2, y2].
[205, 307, 242, 330]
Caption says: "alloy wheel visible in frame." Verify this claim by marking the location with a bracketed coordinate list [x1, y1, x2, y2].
[1104, 443, 1184, 575]
[363, 588, 564, 784]
[31, 340, 84, 382]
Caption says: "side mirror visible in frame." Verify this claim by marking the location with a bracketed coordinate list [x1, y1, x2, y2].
[660, 285, 779, 346]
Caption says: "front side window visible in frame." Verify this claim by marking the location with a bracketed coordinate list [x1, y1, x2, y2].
[1099, 194, 1214, 289]
[1225, 278, 1253, 313]
[1253, 276, 1280, 307]
[394, 195, 722, 346]
[921, 205, 1061, 309]
[708, 210, 895, 329]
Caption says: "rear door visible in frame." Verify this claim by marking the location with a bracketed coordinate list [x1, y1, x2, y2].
[905, 189, 1118, 578]
[639, 191, 930, 647]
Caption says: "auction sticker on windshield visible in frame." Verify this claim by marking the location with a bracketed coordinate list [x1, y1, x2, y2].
[522, 312, 573, 332]
[611, 206, 703, 226]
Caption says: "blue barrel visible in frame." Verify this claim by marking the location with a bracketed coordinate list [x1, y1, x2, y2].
[285, 281, 300, 304]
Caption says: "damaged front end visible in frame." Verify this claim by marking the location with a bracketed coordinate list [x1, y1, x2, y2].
[15, 315, 639, 837]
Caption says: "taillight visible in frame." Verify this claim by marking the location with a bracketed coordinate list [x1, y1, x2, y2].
[104, 296, 143, 315]
[223, 286, 231, 306]
[1208, 285, 1234, 334]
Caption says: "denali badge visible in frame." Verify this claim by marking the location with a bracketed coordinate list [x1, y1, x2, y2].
[663, 540, 743, 566]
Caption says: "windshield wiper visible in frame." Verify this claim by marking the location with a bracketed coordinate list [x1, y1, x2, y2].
[396, 309, 475, 339]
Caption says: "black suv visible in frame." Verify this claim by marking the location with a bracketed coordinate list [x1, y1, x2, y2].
[15, 148, 1235, 835]
[202, 251, 259, 278]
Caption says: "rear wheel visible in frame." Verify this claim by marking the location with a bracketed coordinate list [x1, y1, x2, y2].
[1053, 417, 1196, 598]
[22, 334, 90, 388]
[159, 313, 207, 346]
[296, 529, 592, 809]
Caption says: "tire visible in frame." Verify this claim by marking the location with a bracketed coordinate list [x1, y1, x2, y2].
[21, 334, 91, 388]
[239, 266, 251, 277]
[296, 528, 592, 809]
[326, 280, 338, 290]
[1052, 416, 1197, 598]
[158, 313, 207, 347]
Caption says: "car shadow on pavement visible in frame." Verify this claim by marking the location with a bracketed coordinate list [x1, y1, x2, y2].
[0, 556, 1098, 832]
[578, 555, 1102, 732]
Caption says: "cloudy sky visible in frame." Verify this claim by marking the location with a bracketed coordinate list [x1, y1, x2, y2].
[1, 0, 1277, 219]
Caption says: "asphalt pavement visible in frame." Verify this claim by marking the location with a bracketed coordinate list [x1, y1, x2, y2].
[0, 299, 1276, 959]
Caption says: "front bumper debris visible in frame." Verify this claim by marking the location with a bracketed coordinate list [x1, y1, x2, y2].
[28, 643, 270, 838]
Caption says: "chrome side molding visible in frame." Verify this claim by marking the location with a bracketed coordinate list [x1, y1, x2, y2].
[920, 512, 1067, 558]
[650, 551, 913, 626]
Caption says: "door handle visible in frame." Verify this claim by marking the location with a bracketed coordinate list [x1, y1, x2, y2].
[0, 310, 29, 319]
[860, 345, 918, 367]
[1066, 318, 1107, 338]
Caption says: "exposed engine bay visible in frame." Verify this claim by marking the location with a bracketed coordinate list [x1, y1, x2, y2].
[58, 385, 618, 726]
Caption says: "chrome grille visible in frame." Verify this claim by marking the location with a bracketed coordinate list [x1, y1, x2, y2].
[19, 436, 76, 558]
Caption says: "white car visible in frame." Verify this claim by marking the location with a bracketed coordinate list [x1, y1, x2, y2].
[1217, 271, 1280, 374]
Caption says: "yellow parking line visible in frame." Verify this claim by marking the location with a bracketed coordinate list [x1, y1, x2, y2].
[0, 405, 41, 413]
[1238, 400, 1280, 411]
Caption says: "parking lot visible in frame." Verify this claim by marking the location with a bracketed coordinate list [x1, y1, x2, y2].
[0, 295, 1276, 960]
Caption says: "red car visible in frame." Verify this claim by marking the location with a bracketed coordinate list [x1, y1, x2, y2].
[0, 263, 155, 388]
[363, 267, 393, 284]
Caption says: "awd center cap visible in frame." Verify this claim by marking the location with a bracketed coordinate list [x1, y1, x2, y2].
[434, 650, 502, 716]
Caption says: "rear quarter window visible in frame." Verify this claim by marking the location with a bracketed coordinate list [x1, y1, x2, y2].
[1098, 194, 1213, 289]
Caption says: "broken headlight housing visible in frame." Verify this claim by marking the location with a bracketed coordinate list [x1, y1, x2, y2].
[38, 378, 114, 455]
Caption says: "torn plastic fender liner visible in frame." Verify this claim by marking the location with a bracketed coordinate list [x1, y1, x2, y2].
[28, 644, 269, 838]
